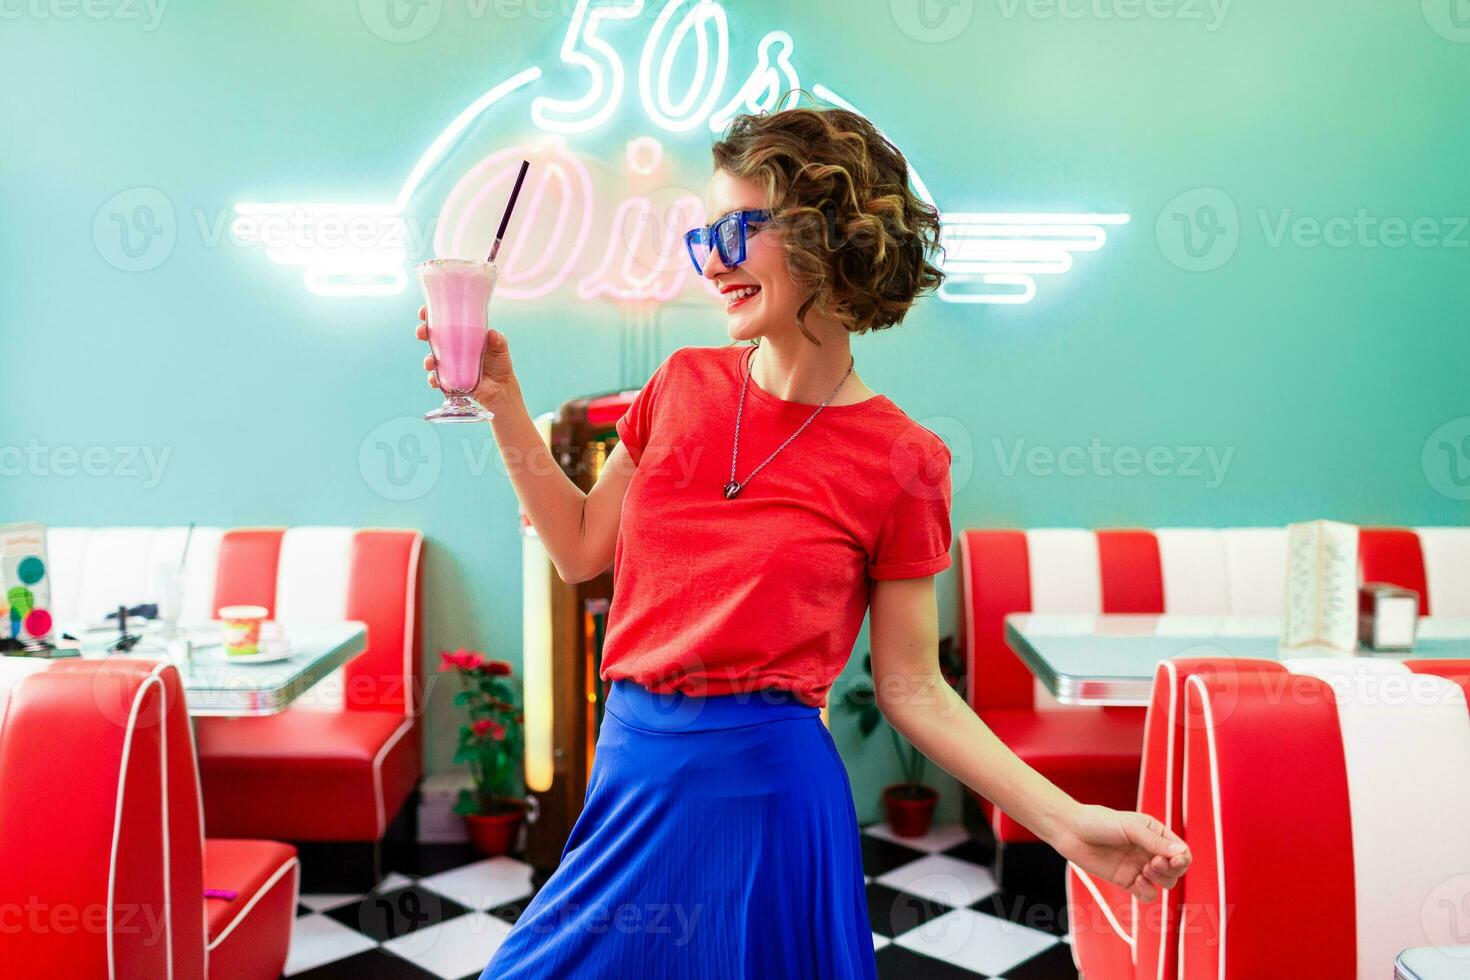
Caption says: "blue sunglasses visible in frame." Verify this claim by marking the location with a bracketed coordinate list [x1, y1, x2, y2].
[684, 209, 771, 275]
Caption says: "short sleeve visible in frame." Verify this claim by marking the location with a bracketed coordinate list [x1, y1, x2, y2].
[867, 443, 953, 580]
[614, 350, 680, 466]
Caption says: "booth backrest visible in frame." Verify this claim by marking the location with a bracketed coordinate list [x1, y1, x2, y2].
[1182, 658, 1470, 980]
[47, 526, 424, 715]
[960, 526, 1470, 713]
[959, 527, 1288, 712]
[0, 658, 207, 978]
[1358, 526, 1470, 617]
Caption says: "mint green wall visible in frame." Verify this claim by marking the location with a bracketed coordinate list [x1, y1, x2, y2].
[4, 1, 1468, 825]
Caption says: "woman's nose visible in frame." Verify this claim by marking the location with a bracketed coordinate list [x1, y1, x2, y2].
[701, 248, 728, 281]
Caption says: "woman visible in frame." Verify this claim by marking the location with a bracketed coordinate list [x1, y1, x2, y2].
[417, 107, 1190, 979]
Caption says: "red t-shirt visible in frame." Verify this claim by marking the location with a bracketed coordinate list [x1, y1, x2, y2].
[600, 343, 952, 708]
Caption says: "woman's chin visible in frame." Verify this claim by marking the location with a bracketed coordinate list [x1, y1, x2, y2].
[725, 315, 763, 341]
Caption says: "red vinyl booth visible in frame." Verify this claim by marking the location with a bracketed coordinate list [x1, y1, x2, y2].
[1065, 657, 1290, 980]
[193, 527, 424, 843]
[0, 659, 297, 980]
[958, 527, 1291, 844]
[1179, 657, 1470, 978]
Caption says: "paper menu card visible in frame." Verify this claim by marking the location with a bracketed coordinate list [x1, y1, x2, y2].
[1, 522, 53, 646]
[1282, 520, 1359, 653]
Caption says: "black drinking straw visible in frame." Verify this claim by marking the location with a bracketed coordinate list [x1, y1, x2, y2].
[487, 160, 530, 263]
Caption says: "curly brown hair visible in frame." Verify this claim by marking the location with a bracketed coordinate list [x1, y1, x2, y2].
[710, 104, 944, 342]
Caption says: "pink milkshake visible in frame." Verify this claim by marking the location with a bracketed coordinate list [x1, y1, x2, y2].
[419, 258, 498, 422]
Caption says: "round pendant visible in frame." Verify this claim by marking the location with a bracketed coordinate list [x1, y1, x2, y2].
[722, 481, 742, 500]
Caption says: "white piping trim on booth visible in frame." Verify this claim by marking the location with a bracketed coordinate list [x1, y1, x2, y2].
[106, 662, 174, 980]
[1068, 863, 1135, 950]
[1155, 659, 1180, 980]
[373, 719, 415, 836]
[1185, 674, 1228, 980]
[205, 856, 300, 952]
[401, 531, 423, 718]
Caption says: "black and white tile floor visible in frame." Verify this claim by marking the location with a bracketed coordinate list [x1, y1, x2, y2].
[285, 822, 1079, 980]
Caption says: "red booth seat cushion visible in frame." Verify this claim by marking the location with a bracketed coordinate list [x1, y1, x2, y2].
[197, 710, 417, 841]
[1066, 866, 1134, 980]
[204, 839, 298, 980]
[976, 707, 1146, 841]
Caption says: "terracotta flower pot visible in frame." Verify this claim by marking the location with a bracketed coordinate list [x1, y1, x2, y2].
[882, 783, 938, 838]
[464, 798, 527, 857]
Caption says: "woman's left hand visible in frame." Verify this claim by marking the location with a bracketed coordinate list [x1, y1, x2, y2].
[1051, 804, 1191, 901]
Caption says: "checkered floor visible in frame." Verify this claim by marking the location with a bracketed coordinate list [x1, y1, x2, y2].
[284, 822, 1079, 979]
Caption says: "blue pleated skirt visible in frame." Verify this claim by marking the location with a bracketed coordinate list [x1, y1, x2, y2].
[480, 678, 877, 979]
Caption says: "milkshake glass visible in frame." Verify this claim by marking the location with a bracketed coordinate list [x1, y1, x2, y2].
[419, 258, 498, 422]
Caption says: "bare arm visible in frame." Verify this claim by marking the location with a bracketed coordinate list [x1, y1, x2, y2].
[483, 376, 634, 584]
[867, 575, 1191, 901]
[417, 309, 632, 584]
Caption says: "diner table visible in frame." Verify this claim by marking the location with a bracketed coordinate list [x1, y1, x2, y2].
[1005, 613, 1470, 707]
[39, 619, 368, 716]
[1396, 946, 1470, 979]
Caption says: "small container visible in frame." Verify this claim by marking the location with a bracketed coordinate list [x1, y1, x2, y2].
[1358, 584, 1419, 652]
[219, 605, 269, 657]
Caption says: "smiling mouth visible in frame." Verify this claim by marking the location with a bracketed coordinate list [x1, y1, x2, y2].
[724, 285, 760, 311]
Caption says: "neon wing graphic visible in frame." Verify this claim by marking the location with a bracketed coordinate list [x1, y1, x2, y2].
[233, 68, 542, 297]
[937, 212, 1131, 305]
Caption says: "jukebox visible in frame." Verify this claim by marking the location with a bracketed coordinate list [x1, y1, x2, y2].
[519, 388, 637, 871]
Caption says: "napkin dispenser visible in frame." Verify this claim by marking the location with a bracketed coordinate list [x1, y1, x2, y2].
[1358, 583, 1419, 652]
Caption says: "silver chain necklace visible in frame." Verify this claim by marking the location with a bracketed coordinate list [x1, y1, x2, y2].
[724, 346, 855, 500]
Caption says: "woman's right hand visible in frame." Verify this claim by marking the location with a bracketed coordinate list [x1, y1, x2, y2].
[417, 305, 517, 412]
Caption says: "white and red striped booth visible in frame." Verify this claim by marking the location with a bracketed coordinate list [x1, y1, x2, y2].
[1065, 657, 1289, 980]
[0, 658, 297, 980]
[47, 526, 424, 843]
[1182, 657, 1470, 978]
[1067, 655, 1470, 979]
[959, 526, 1470, 847]
[959, 527, 1289, 845]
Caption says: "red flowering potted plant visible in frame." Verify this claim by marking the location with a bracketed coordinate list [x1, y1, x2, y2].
[838, 635, 962, 837]
[440, 648, 527, 856]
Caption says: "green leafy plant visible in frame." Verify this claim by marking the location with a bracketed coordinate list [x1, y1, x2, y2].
[440, 648, 525, 817]
[838, 635, 962, 797]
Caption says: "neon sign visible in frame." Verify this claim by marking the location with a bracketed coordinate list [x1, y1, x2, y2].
[234, 0, 1127, 305]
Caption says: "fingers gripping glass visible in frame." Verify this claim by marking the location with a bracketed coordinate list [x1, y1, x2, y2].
[684, 209, 771, 275]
